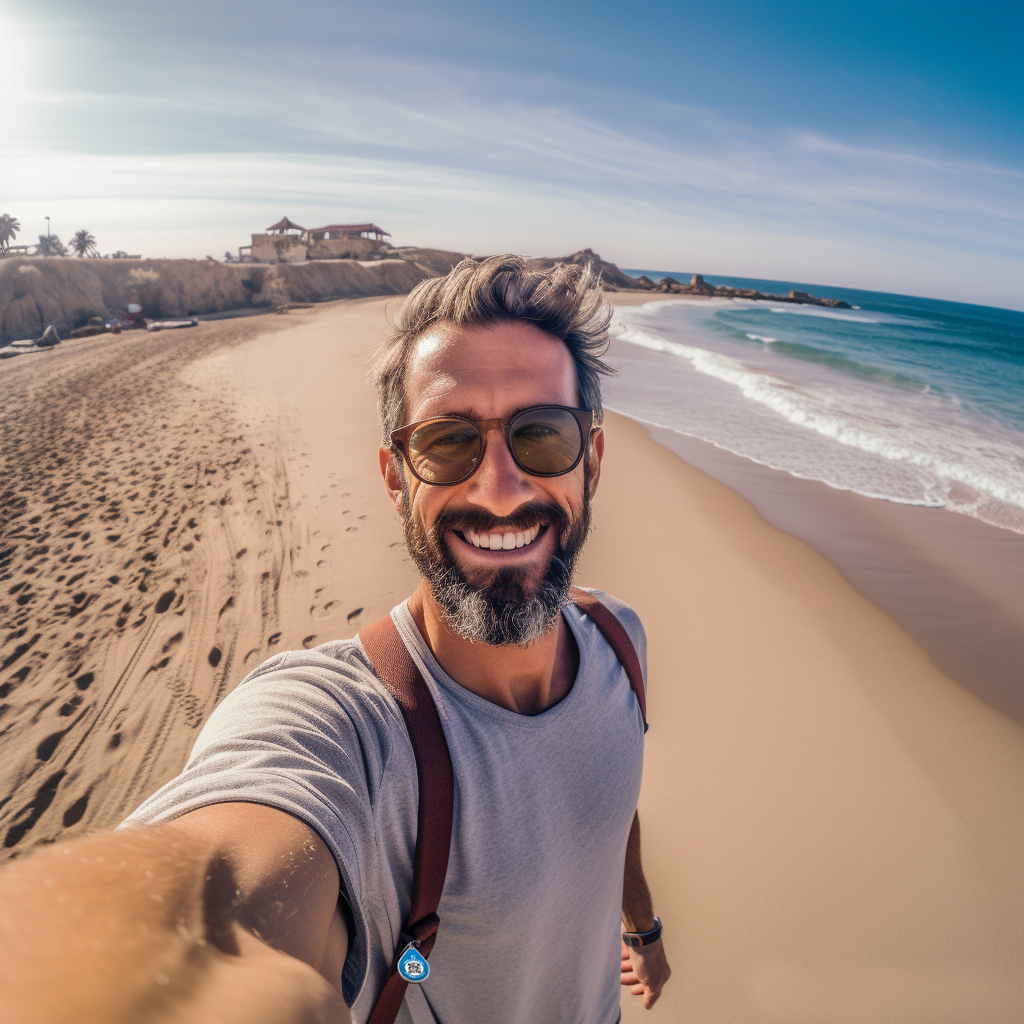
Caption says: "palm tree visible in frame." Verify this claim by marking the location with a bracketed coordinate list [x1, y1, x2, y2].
[36, 234, 67, 257]
[70, 229, 98, 258]
[0, 214, 20, 253]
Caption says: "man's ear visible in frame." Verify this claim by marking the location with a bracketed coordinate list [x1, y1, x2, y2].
[379, 446, 405, 514]
[587, 427, 604, 499]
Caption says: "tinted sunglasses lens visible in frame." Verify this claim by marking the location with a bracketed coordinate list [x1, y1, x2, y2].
[407, 419, 482, 483]
[510, 408, 583, 475]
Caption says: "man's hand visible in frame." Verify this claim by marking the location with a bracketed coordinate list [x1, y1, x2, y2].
[620, 937, 671, 1010]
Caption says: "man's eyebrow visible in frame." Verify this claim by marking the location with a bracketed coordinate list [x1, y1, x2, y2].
[433, 408, 486, 422]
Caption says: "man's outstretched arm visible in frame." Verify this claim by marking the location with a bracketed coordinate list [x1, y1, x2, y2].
[0, 802, 349, 1024]
[621, 809, 672, 1010]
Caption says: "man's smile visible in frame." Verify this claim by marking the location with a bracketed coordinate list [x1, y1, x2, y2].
[459, 523, 543, 551]
[449, 523, 551, 561]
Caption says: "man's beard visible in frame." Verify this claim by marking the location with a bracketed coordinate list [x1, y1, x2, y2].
[402, 484, 591, 648]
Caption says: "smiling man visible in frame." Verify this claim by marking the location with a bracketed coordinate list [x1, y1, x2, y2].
[0, 256, 670, 1024]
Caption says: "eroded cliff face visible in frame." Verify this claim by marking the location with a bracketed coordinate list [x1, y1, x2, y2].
[0, 257, 435, 344]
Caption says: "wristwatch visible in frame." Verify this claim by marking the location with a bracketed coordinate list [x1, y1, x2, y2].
[622, 916, 662, 948]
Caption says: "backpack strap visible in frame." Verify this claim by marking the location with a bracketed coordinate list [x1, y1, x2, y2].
[359, 591, 646, 1023]
[359, 613, 454, 1024]
[569, 586, 648, 733]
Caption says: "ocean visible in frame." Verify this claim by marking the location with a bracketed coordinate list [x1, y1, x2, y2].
[610, 274, 1024, 534]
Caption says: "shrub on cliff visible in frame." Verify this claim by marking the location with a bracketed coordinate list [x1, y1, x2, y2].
[36, 235, 67, 257]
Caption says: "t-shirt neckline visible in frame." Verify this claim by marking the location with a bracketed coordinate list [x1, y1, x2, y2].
[390, 600, 590, 729]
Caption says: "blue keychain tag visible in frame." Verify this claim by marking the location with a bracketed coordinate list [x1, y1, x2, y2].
[397, 943, 430, 984]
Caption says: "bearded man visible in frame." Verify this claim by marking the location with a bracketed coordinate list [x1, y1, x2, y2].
[0, 256, 671, 1024]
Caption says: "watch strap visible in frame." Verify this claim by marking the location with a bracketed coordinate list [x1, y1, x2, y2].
[622, 915, 662, 948]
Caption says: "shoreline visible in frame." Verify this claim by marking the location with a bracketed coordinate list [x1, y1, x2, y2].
[624, 413, 1024, 725]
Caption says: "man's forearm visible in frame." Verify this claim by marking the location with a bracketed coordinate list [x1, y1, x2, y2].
[622, 810, 656, 931]
[0, 827, 343, 1024]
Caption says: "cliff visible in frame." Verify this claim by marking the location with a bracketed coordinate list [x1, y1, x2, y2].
[0, 257, 435, 345]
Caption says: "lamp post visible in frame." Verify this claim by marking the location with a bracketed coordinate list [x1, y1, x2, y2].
[45, 216, 50, 238]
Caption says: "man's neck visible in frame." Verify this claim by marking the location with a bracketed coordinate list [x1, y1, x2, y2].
[406, 581, 579, 716]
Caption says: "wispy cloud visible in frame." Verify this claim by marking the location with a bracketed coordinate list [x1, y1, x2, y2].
[4, 32, 1022, 307]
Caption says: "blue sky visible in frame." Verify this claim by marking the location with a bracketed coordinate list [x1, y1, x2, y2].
[2, 0, 1022, 307]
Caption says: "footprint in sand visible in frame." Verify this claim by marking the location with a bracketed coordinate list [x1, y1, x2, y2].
[36, 729, 69, 762]
[311, 601, 339, 621]
[346, 608, 364, 625]
[302, 635, 317, 649]
[62, 792, 90, 827]
[58, 695, 83, 717]
[317, 559, 331, 568]
[4, 772, 65, 849]
[321, 544, 333, 553]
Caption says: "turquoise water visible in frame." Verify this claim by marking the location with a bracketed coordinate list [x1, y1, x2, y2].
[608, 274, 1024, 532]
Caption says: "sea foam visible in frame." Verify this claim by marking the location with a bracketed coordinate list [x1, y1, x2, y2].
[608, 309, 1024, 533]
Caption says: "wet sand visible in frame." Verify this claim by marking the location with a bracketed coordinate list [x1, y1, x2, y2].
[1, 296, 1022, 1022]
[636, 418, 1024, 723]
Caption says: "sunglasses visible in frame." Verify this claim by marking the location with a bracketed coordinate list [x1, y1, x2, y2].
[390, 405, 597, 486]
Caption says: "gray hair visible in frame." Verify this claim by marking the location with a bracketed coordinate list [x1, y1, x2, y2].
[370, 254, 614, 444]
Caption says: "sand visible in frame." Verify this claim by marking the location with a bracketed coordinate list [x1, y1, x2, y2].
[1, 297, 1022, 1022]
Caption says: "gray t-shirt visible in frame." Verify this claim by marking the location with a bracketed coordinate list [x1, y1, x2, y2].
[124, 589, 647, 1024]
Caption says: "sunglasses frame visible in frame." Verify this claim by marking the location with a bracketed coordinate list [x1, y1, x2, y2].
[390, 404, 597, 486]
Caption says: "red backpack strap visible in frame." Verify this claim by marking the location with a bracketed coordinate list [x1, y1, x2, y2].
[570, 586, 648, 733]
[359, 613, 455, 1024]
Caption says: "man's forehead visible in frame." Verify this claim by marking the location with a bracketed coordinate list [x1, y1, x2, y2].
[405, 322, 577, 417]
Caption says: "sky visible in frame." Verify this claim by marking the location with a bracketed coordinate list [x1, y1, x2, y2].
[2, 0, 1022, 308]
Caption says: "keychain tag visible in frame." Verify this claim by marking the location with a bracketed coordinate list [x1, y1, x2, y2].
[397, 943, 430, 983]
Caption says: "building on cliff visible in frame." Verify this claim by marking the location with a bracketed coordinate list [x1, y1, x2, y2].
[238, 218, 391, 263]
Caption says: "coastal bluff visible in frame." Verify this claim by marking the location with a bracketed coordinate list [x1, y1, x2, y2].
[0, 254, 458, 345]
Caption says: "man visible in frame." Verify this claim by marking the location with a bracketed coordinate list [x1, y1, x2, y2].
[0, 255, 670, 1023]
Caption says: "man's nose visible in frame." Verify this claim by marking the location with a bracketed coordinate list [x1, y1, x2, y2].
[465, 427, 534, 516]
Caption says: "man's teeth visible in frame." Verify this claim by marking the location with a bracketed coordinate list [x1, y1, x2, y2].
[465, 524, 541, 550]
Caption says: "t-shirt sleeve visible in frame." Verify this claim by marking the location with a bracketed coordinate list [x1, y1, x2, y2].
[120, 647, 392, 1005]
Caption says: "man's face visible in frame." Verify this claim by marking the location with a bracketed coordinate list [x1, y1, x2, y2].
[381, 321, 603, 645]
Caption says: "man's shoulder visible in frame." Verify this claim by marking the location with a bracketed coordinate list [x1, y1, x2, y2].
[572, 586, 645, 638]
[216, 636, 403, 734]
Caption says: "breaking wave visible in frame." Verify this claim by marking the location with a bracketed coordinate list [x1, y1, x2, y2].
[608, 313, 1024, 533]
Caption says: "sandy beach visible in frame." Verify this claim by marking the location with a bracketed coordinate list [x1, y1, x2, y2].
[2, 296, 1022, 1021]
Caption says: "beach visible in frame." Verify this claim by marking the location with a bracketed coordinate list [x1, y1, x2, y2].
[1, 296, 1022, 1021]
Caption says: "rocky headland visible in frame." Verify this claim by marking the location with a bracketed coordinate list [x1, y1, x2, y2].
[633, 269, 852, 307]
